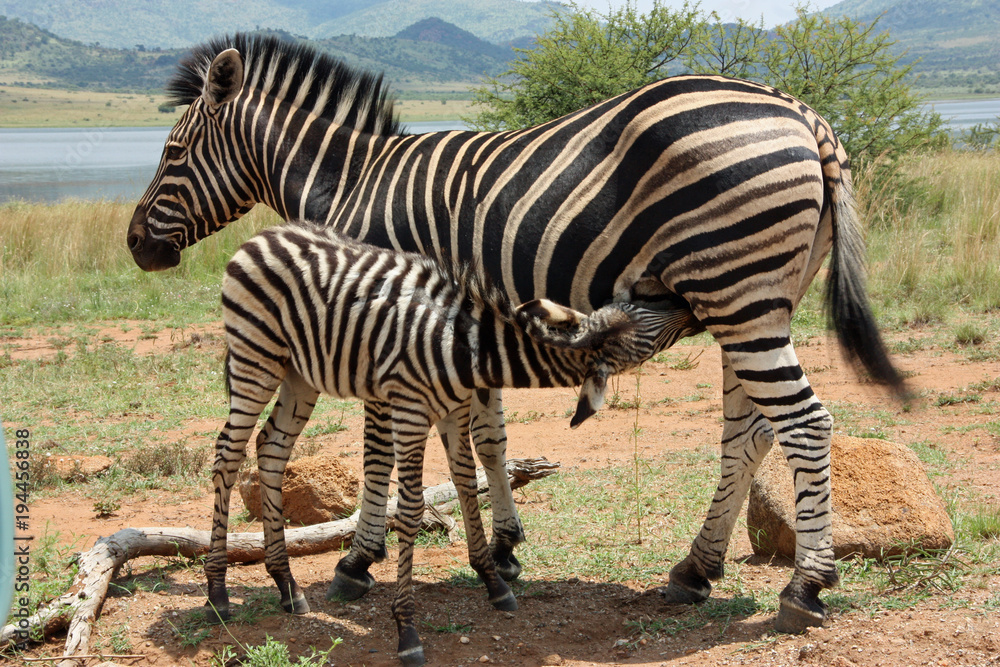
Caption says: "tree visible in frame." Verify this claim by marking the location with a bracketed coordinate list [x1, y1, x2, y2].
[468, 2, 945, 162]
[468, 1, 706, 131]
[755, 6, 944, 160]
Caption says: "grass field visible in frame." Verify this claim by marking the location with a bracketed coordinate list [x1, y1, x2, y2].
[0, 85, 472, 128]
[2, 149, 999, 665]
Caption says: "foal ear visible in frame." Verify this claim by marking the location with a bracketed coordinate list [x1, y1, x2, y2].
[516, 299, 586, 328]
[203, 48, 244, 108]
[570, 367, 609, 429]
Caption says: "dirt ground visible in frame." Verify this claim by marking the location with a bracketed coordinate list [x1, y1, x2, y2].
[11, 323, 1000, 667]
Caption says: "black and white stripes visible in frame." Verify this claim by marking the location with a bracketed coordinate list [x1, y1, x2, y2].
[206, 223, 676, 664]
[128, 33, 906, 639]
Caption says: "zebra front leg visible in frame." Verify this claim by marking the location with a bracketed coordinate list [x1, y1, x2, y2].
[328, 400, 394, 602]
[664, 354, 775, 604]
[205, 352, 284, 623]
[391, 415, 431, 666]
[439, 404, 517, 612]
[257, 370, 319, 615]
[470, 388, 524, 581]
[205, 421, 250, 623]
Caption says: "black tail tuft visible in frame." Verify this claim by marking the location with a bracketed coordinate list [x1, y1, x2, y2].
[826, 194, 909, 402]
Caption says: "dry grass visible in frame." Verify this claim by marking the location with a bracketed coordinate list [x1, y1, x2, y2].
[859, 150, 1000, 316]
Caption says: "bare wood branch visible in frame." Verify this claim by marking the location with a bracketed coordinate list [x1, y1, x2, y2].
[2, 458, 558, 667]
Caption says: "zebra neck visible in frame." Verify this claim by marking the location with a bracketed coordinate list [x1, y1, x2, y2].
[236, 94, 393, 223]
[467, 309, 594, 391]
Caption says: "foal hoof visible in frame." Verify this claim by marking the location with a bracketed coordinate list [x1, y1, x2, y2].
[326, 570, 376, 602]
[494, 552, 522, 582]
[774, 597, 826, 634]
[282, 592, 311, 615]
[489, 590, 518, 612]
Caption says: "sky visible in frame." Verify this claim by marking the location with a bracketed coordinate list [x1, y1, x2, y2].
[567, 0, 845, 29]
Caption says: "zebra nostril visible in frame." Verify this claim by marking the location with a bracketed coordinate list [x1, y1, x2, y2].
[127, 232, 143, 252]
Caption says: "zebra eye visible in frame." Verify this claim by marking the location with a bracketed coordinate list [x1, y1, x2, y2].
[165, 144, 187, 161]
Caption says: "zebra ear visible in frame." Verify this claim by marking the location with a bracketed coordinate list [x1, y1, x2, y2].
[516, 299, 586, 328]
[570, 367, 609, 429]
[203, 48, 244, 108]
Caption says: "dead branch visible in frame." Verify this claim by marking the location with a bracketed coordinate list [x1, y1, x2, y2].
[2, 458, 558, 667]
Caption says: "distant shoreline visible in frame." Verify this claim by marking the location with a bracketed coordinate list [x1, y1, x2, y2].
[0, 84, 474, 128]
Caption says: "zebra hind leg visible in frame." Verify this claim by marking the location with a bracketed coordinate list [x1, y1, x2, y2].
[328, 400, 394, 602]
[716, 334, 837, 632]
[470, 389, 525, 581]
[439, 404, 517, 612]
[662, 353, 775, 605]
[256, 369, 319, 615]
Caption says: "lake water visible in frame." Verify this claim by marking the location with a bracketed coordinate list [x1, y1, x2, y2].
[1, 102, 997, 205]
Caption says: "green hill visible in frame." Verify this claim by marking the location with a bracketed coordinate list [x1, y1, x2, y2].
[0, 16, 512, 95]
[0, 0, 558, 48]
[822, 0, 1000, 93]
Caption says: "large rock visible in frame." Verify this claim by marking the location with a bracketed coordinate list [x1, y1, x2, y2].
[747, 436, 954, 560]
[239, 454, 359, 526]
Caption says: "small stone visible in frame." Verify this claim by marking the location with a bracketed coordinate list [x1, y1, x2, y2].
[543, 655, 563, 666]
[460, 636, 471, 644]
[479, 656, 490, 663]
[492, 635, 501, 641]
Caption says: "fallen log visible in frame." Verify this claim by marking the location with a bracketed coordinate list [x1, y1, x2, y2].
[1, 457, 559, 667]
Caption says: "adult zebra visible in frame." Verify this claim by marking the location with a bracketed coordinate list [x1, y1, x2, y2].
[128, 34, 905, 633]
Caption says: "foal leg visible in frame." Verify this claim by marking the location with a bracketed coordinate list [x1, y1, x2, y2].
[469, 388, 525, 581]
[256, 368, 319, 615]
[663, 353, 775, 603]
[391, 413, 432, 667]
[204, 355, 284, 622]
[438, 403, 517, 611]
[328, 400, 394, 601]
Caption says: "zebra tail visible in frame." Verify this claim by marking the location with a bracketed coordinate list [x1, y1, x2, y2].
[824, 175, 909, 401]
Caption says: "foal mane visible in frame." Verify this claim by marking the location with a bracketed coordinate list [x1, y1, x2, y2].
[166, 33, 405, 136]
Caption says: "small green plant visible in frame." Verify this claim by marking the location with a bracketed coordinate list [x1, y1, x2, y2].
[935, 393, 981, 407]
[954, 322, 987, 346]
[423, 616, 474, 633]
[92, 498, 121, 518]
[212, 634, 342, 667]
[955, 503, 1000, 541]
[880, 544, 968, 594]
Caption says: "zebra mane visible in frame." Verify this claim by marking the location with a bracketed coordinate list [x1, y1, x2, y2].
[166, 33, 405, 136]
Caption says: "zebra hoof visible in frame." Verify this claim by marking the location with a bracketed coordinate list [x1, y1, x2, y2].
[489, 590, 518, 612]
[494, 553, 522, 582]
[775, 591, 827, 634]
[204, 601, 231, 624]
[397, 644, 426, 667]
[660, 568, 711, 605]
[327, 570, 376, 602]
[282, 592, 311, 615]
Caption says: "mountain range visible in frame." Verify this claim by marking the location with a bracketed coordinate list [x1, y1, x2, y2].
[0, 0, 997, 95]
[0, 0, 561, 48]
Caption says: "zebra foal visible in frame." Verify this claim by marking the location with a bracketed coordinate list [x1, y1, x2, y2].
[211, 222, 681, 665]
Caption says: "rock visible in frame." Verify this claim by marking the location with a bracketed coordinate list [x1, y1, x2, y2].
[44, 455, 113, 482]
[747, 436, 954, 560]
[239, 454, 359, 525]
